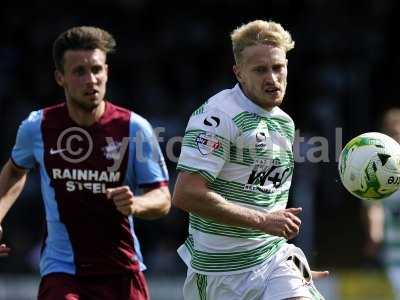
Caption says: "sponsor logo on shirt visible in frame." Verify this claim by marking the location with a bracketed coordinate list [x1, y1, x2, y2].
[203, 116, 220, 128]
[244, 158, 292, 194]
[49, 148, 67, 155]
[52, 168, 121, 194]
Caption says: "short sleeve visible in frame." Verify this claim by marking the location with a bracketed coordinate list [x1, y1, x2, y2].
[177, 108, 235, 183]
[11, 111, 41, 169]
[129, 113, 169, 188]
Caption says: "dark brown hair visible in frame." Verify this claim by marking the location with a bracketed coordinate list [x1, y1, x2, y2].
[53, 26, 116, 72]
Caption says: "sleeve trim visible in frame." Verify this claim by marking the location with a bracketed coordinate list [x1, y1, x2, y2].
[139, 180, 169, 189]
[176, 164, 215, 183]
[10, 156, 31, 170]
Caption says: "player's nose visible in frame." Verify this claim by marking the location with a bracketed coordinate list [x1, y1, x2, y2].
[263, 71, 277, 84]
[84, 72, 98, 85]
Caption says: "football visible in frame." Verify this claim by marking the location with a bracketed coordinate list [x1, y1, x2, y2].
[338, 132, 400, 201]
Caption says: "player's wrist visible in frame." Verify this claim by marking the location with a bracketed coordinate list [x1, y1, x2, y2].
[252, 210, 268, 231]
[254, 211, 280, 234]
[128, 197, 140, 217]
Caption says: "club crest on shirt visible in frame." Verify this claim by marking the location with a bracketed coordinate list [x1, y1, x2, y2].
[255, 131, 269, 150]
[102, 141, 123, 160]
[195, 132, 221, 155]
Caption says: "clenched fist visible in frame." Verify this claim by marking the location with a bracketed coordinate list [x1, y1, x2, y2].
[106, 186, 136, 216]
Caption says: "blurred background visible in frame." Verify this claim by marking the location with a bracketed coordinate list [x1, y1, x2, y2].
[1, 0, 400, 299]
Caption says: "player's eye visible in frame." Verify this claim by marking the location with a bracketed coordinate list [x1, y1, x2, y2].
[73, 67, 86, 76]
[92, 65, 103, 74]
[272, 64, 285, 73]
[254, 67, 267, 74]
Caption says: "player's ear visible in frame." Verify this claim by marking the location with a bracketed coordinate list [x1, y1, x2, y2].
[54, 70, 64, 87]
[233, 65, 242, 83]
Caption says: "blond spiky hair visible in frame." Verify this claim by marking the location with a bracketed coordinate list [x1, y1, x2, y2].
[231, 20, 295, 64]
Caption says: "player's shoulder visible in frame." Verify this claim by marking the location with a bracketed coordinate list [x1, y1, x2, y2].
[106, 101, 131, 115]
[15, 108, 44, 140]
[42, 102, 65, 114]
[41, 102, 72, 126]
[195, 86, 244, 120]
[270, 107, 295, 127]
[22, 102, 64, 122]
[186, 87, 242, 140]
[20, 107, 44, 126]
[25, 109, 43, 123]
[104, 102, 154, 138]
[101, 101, 132, 124]
[127, 110, 155, 137]
[130, 111, 151, 127]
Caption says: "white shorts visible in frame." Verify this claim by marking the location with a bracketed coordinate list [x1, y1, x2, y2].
[182, 244, 324, 300]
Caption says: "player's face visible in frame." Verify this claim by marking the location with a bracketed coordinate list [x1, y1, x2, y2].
[55, 49, 108, 111]
[233, 44, 287, 111]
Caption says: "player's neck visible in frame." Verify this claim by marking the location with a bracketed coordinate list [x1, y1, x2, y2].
[239, 84, 275, 112]
[66, 100, 106, 127]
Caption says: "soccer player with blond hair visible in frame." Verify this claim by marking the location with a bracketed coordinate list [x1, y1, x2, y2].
[173, 20, 327, 300]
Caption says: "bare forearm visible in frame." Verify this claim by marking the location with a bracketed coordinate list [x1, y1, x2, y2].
[134, 186, 171, 220]
[173, 173, 264, 230]
[176, 187, 264, 230]
[366, 203, 384, 243]
[0, 160, 28, 223]
[173, 172, 302, 239]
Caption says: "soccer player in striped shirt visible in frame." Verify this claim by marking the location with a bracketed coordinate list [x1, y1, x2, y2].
[173, 20, 328, 300]
[0, 26, 170, 300]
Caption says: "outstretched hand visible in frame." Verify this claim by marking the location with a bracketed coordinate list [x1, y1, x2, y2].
[0, 225, 11, 257]
[311, 270, 330, 279]
[261, 207, 302, 240]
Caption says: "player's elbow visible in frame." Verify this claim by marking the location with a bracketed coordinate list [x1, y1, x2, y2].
[172, 190, 185, 211]
[153, 187, 171, 218]
[172, 172, 207, 212]
[158, 193, 172, 217]
[172, 179, 187, 210]
[172, 182, 196, 212]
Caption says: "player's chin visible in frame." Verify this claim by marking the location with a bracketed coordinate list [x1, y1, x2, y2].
[81, 96, 103, 109]
[264, 97, 283, 108]
[272, 98, 283, 107]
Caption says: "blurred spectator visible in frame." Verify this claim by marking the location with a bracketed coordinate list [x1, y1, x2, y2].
[364, 108, 400, 300]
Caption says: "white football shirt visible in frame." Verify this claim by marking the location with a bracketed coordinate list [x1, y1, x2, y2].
[177, 84, 295, 274]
